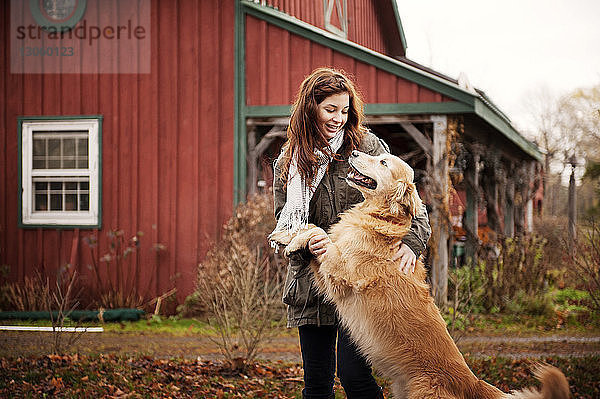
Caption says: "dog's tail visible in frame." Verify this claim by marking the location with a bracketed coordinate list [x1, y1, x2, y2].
[503, 363, 570, 399]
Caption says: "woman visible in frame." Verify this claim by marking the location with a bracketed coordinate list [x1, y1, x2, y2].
[271, 67, 431, 399]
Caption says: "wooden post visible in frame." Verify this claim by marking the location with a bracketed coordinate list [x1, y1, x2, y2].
[247, 127, 258, 196]
[504, 170, 515, 238]
[526, 198, 533, 233]
[431, 115, 449, 307]
[482, 154, 501, 234]
[568, 165, 577, 250]
[464, 151, 479, 263]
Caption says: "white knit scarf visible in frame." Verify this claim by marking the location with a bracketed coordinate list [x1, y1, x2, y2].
[270, 129, 345, 248]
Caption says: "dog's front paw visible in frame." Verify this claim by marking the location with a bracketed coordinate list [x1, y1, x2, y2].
[269, 230, 293, 246]
[284, 226, 326, 257]
[285, 235, 308, 256]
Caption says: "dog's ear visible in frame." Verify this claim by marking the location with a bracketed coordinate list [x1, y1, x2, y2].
[389, 181, 407, 216]
[403, 182, 423, 217]
[391, 180, 422, 217]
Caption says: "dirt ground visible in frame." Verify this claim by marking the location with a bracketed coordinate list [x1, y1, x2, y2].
[2, 330, 600, 362]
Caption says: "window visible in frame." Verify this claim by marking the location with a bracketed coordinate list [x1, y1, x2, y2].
[323, 0, 348, 38]
[19, 117, 102, 228]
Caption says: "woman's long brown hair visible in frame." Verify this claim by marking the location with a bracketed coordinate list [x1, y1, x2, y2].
[279, 67, 367, 186]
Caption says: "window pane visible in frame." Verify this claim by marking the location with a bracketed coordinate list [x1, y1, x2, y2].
[34, 182, 47, 192]
[50, 182, 62, 191]
[48, 139, 60, 155]
[50, 194, 63, 211]
[65, 182, 77, 190]
[63, 139, 75, 156]
[80, 193, 89, 210]
[78, 138, 88, 155]
[65, 194, 77, 211]
[32, 137, 47, 168]
[62, 139, 76, 168]
[35, 194, 47, 211]
[33, 159, 45, 169]
[48, 139, 61, 168]
[33, 139, 46, 156]
[80, 181, 89, 190]
[77, 138, 88, 168]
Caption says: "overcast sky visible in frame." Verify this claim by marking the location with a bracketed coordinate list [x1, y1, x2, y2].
[396, 0, 600, 136]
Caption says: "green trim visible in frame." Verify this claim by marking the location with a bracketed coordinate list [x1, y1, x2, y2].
[234, 0, 246, 204]
[18, 223, 101, 229]
[241, 1, 475, 106]
[97, 117, 103, 229]
[365, 102, 472, 115]
[473, 99, 543, 162]
[245, 102, 472, 118]
[17, 119, 23, 228]
[245, 105, 291, 118]
[17, 115, 103, 121]
[17, 115, 103, 229]
[390, 0, 407, 53]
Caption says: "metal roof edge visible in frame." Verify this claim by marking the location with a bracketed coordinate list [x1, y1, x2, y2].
[390, 0, 408, 53]
[474, 98, 544, 162]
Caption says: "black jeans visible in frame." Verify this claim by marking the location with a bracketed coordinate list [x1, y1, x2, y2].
[298, 324, 383, 399]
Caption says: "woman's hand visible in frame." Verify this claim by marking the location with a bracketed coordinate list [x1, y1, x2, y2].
[308, 234, 331, 257]
[390, 241, 416, 274]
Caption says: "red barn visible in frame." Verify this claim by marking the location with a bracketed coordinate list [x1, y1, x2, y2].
[1, 0, 542, 307]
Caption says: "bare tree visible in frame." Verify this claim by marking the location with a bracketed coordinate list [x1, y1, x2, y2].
[522, 86, 563, 196]
[557, 85, 600, 161]
[524, 84, 600, 216]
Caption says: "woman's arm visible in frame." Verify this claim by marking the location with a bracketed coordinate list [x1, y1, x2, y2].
[402, 204, 432, 258]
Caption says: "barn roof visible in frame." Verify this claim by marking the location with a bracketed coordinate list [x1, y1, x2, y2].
[240, 1, 543, 163]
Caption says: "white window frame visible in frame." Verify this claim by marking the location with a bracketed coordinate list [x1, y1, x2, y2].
[323, 0, 348, 39]
[20, 118, 101, 227]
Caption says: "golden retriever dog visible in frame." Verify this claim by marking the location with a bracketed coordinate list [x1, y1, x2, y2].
[272, 150, 570, 399]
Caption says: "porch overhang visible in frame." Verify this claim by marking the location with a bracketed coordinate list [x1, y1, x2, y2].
[239, 0, 543, 164]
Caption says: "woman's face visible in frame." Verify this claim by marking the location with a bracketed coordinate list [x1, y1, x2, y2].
[316, 92, 350, 139]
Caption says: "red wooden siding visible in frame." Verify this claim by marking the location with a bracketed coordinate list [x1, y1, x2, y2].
[259, 0, 403, 56]
[245, 15, 447, 106]
[0, 0, 235, 303]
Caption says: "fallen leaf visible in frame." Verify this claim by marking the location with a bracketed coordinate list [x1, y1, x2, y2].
[51, 377, 64, 390]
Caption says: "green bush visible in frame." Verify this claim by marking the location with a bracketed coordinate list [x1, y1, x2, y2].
[553, 287, 590, 306]
[503, 290, 555, 317]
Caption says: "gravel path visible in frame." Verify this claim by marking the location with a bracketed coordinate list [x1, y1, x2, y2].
[2, 331, 600, 362]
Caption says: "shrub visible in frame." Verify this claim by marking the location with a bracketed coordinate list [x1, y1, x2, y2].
[502, 290, 555, 317]
[83, 229, 168, 311]
[533, 215, 573, 287]
[570, 217, 600, 315]
[446, 263, 486, 339]
[477, 234, 550, 313]
[46, 266, 87, 354]
[2, 271, 52, 311]
[447, 232, 570, 327]
[191, 192, 286, 370]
